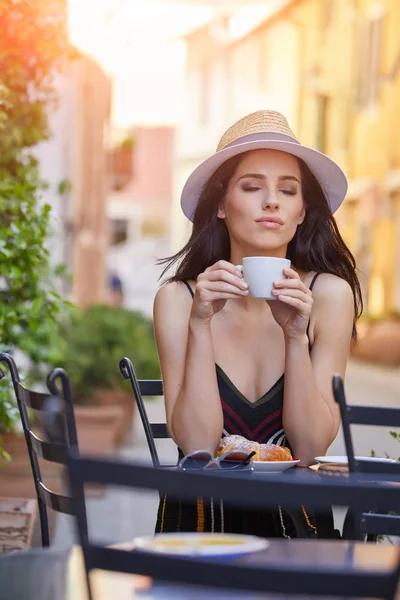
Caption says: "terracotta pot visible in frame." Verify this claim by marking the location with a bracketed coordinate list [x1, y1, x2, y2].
[74, 403, 126, 452]
[0, 404, 125, 499]
[91, 389, 135, 446]
[112, 147, 133, 176]
[352, 319, 400, 366]
[0, 431, 64, 498]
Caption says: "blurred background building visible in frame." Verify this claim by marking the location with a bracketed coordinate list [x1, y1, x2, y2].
[106, 125, 174, 315]
[34, 0, 398, 319]
[173, 0, 400, 318]
[35, 53, 112, 307]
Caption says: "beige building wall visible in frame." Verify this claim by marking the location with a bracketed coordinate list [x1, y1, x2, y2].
[172, 2, 303, 254]
[108, 125, 175, 243]
[172, 24, 229, 253]
[69, 56, 111, 307]
[321, 0, 400, 315]
[174, 0, 400, 316]
[347, 0, 400, 314]
[284, 0, 400, 315]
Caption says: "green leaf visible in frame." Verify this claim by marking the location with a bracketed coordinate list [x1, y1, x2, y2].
[52, 305, 160, 403]
[30, 298, 42, 316]
[0, 0, 75, 458]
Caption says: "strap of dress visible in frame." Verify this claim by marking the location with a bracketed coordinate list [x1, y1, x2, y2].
[183, 280, 194, 298]
[306, 273, 320, 350]
[308, 272, 320, 292]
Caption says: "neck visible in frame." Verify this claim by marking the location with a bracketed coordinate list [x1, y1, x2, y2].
[229, 245, 288, 267]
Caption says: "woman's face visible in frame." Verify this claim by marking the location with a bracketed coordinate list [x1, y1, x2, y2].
[217, 149, 305, 257]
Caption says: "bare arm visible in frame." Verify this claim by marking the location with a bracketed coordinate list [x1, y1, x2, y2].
[282, 275, 354, 465]
[153, 262, 248, 455]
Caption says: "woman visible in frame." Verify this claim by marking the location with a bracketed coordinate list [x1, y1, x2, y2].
[153, 110, 362, 538]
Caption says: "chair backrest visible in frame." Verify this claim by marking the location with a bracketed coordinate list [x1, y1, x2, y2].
[64, 445, 400, 600]
[119, 357, 169, 467]
[0, 352, 87, 546]
[333, 373, 400, 539]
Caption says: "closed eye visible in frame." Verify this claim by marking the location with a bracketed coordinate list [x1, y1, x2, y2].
[280, 189, 297, 195]
[241, 185, 261, 192]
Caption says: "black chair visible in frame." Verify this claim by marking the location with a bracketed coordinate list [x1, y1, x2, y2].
[0, 352, 88, 546]
[64, 444, 400, 600]
[333, 373, 400, 540]
[119, 357, 170, 468]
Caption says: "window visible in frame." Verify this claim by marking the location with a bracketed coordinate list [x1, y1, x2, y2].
[110, 218, 128, 245]
[199, 63, 210, 126]
[321, 0, 334, 30]
[357, 17, 384, 108]
[316, 95, 329, 153]
[259, 33, 272, 92]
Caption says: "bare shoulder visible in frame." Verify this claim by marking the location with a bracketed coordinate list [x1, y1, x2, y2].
[311, 273, 355, 331]
[153, 281, 196, 399]
[312, 273, 353, 307]
[154, 280, 195, 320]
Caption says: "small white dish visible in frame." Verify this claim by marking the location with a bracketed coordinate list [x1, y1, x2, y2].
[133, 532, 269, 557]
[252, 459, 300, 472]
[314, 455, 396, 465]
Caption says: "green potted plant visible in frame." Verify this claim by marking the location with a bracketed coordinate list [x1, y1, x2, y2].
[111, 134, 135, 189]
[0, 0, 73, 466]
[52, 304, 161, 446]
[0, 1, 76, 509]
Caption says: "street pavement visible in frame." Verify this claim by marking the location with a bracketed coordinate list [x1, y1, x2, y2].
[53, 358, 400, 548]
[107, 236, 171, 317]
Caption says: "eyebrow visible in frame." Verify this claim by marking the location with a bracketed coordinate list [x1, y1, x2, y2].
[237, 173, 301, 184]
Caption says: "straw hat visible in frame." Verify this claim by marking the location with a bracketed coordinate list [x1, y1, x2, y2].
[181, 110, 347, 221]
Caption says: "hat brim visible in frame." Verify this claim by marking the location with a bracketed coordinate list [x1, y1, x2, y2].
[180, 139, 348, 221]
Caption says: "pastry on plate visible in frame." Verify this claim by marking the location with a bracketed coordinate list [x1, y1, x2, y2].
[216, 434, 293, 462]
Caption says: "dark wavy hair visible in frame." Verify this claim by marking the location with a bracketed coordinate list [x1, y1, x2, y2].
[159, 153, 363, 338]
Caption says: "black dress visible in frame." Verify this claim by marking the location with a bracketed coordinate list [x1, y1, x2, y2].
[155, 274, 339, 539]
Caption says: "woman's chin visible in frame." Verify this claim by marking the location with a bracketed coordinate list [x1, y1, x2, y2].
[244, 241, 288, 255]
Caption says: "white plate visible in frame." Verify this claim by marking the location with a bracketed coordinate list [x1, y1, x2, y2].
[252, 459, 300, 472]
[133, 532, 269, 557]
[314, 455, 397, 465]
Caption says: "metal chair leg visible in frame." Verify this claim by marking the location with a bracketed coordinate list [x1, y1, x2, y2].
[38, 498, 50, 546]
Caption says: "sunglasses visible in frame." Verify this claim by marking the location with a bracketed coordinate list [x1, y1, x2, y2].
[178, 449, 255, 471]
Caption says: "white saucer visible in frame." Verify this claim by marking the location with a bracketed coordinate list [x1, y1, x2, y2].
[133, 532, 269, 557]
[252, 459, 300, 472]
[314, 455, 396, 465]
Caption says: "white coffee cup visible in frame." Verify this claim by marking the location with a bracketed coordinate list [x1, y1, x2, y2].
[236, 257, 291, 300]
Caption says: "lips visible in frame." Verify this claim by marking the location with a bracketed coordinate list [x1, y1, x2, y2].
[255, 217, 283, 229]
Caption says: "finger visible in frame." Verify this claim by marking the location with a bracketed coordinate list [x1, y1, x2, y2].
[275, 295, 307, 311]
[206, 269, 248, 290]
[272, 288, 311, 303]
[205, 260, 243, 278]
[273, 278, 311, 293]
[198, 281, 249, 297]
[282, 268, 300, 279]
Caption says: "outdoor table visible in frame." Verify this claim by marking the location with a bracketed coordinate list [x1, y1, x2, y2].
[169, 463, 400, 484]
[1, 539, 399, 600]
[163, 463, 400, 540]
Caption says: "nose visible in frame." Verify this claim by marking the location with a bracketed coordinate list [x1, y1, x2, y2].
[262, 192, 280, 211]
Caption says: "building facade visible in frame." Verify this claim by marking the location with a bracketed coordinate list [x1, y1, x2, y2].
[35, 54, 112, 307]
[107, 125, 175, 245]
[173, 0, 400, 316]
[68, 55, 112, 307]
